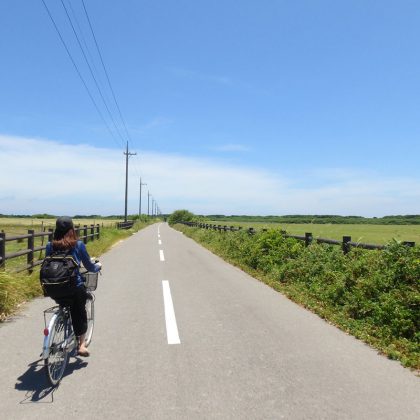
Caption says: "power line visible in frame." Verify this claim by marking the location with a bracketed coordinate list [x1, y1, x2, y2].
[60, 0, 126, 148]
[40, 0, 122, 149]
[81, 0, 133, 145]
[42, 0, 153, 218]
[66, 0, 104, 93]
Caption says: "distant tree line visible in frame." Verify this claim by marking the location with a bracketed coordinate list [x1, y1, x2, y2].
[2, 213, 419, 225]
[0, 214, 146, 220]
[204, 214, 420, 225]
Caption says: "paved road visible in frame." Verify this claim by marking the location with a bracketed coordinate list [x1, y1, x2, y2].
[0, 223, 419, 419]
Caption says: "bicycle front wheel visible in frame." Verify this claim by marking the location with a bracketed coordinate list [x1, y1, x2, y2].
[85, 295, 95, 347]
[45, 313, 69, 386]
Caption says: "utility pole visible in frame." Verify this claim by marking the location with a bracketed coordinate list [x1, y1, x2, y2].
[152, 198, 155, 218]
[139, 177, 147, 218]
[147, 191, 150, 217]
[124, 142, 137, 222]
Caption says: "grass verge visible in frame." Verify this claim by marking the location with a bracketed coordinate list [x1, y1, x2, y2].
[174, 224, 420, 372]
[0, 220, 156, 321]
[206, 221, 420, 244]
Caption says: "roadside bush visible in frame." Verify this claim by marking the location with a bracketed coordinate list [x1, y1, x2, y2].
[0, 271, 41, 321]
[168, 210, 195, 225]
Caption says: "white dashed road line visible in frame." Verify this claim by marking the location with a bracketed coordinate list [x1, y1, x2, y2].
[158, 225, 179, 344]
[162, 280, 180, 344]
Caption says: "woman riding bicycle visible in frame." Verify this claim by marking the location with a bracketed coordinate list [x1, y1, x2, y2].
[46, 216, 101, 357]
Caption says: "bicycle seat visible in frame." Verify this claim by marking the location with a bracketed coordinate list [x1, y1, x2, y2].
[54, 297, 73, 307]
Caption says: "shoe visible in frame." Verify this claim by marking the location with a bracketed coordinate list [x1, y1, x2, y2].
[77, 347, 90, 357]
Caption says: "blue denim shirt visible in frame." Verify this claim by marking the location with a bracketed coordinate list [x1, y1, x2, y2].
[46, 240, 100, 287]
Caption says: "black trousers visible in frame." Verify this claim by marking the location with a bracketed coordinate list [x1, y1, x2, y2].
[56, 287, 88, 337]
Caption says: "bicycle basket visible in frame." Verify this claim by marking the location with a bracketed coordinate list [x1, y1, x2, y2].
[83, 272, 98, 291]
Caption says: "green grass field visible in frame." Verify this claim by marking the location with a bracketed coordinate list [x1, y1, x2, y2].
[0, 217, 123, 270]
[208, 221, 420, 245]
[0, 217, 118, 234]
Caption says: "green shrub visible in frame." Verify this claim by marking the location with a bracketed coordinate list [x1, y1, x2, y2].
[168, 210, 195, 225]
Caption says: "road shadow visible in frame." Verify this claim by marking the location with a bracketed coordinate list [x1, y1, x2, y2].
[16, 357, 88, 403]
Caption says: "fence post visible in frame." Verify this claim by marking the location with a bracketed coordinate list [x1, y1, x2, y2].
[342, 236, 351, 255]
[83, 225, 88, 244]
[28, 229, 35, 273]
[0, 231, 5, 269]
[90, 225, 94, 242]
[305, 232, 313, 247]
[96, 224, 100, 240]
[402, 241, 415, 247]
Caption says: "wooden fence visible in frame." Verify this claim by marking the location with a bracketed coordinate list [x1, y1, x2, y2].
[0, 224, 100, 272]
[116, 220, 135, 229]
[182, 222, 416, 254]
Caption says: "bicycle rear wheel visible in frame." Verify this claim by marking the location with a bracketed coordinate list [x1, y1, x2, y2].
[85, 295, 94, 347]
[45, 313, 69, 386]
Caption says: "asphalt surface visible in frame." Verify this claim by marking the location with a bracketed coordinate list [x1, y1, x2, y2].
[0, 223, 419, 419]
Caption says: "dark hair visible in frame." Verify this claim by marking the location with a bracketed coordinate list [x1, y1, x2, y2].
[52, 228, 78, 250]
[53, 216, 74, 240]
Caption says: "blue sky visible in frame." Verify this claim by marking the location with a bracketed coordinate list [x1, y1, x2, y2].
[0, 0, 419, 216]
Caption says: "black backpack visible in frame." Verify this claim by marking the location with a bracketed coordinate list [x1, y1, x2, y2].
[40, 250, 79, 299]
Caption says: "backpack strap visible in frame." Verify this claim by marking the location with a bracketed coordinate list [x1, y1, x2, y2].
[49, 248, 79, 267]
[50, 247, 73, 256]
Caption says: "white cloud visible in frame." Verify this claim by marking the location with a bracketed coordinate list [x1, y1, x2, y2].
[0, 135, 124, 215]
[0, 134, 419, 216]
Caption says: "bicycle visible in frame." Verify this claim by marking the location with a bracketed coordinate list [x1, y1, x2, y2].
[41, 270, 99, 386]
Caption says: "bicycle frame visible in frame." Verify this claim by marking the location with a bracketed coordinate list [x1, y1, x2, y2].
[42, 306, 77, 361]
[42, 281, 97, 385]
